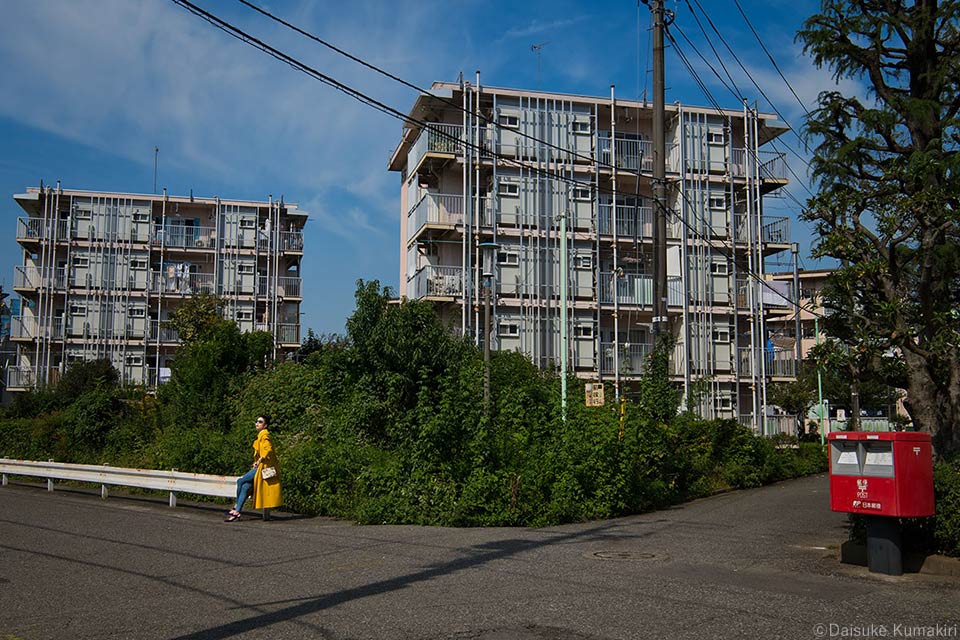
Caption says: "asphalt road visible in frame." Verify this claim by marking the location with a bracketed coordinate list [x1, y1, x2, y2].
[0, 474, 956, 640]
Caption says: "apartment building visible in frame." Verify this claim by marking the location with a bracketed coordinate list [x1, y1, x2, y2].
[389, 81, 799, 433]
[7, 185, 306, 391]
[769, 269, 831, 358]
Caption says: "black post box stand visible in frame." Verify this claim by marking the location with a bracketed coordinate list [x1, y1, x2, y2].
[865, 515, 903, 576]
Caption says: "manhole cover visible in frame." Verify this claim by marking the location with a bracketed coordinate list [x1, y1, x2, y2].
[590, 551, 656, 561]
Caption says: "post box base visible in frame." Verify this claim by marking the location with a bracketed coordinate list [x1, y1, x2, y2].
[866, 516, 902, 576]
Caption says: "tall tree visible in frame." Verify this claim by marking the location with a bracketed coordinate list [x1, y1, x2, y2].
[798, 1, 960, 456]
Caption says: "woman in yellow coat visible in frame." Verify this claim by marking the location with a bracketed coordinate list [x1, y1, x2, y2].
[225, 414, 282, 521]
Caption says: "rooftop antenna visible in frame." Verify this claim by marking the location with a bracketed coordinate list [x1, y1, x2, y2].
[531, 42, 550, 90]
[153, 146, 159, 194]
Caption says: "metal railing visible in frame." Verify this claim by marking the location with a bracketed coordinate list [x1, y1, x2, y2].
[598, 273, 684, 306]
[149, 320, 181, 343]
[738, 346, 796, 377]
[278, 231, 303, 252]
[599, 342, 653, 376]
[258, 276, 302, 298]
[151, 225, 216, 249]
[409, 123, 462, 171]
[410, 265, 463, 299]
[729, 149, 788, 179]
[735, 215, 790, 244]
[0, 458, 238, 507]
[598, 134, 652, 172]
[736, 277, 793, 309]
[407, 193, 464, 238]
[597, 204, 653, 238]
[275, 323, 300, 345]
[5, 366, 40, 389]
[151, 271, 216, 295]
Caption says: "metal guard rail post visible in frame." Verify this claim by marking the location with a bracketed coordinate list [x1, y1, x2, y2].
[0, 458, 238, 508]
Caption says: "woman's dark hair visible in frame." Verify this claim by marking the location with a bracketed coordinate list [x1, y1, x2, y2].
[258, 414, 271, 427]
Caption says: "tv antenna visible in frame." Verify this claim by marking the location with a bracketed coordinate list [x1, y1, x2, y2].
[531, 41, 550, 90]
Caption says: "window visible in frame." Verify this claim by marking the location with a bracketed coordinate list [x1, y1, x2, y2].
[714, 395, 733, 410]
[125, 355, 143, 366]
[713, 328, 730, 343]
[574, 324, 594, 338]
[710, 261, 728, 275]
[132, 211, 150, 223]
[709, 195, 726, 209]
[129, 307, 146, 318]
[70, 304, 87, 315]
[499, 322, 520, 337]
[72, 256, 90, 268]
[237, 310, 254, 321]
[572, 120, 592, 134]
[130, 259, 148, 270]
[498, 114, 520, 129]
[239, 218, 256, 229]
[74, 207, 92, 220]
[66, 353, 86, 363]
[574, 255, 593, 270]
[498, 181, 520, 196]
[497, 251, 519, 266]
[238, 264, 255, 274]
[707, 130, 725, 145]
[572, 187, 591, 201]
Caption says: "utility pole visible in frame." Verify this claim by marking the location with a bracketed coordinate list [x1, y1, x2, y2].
[649, 0, 668, 339]
[531, 42, 550, 90]
[153, 147, 159, 194]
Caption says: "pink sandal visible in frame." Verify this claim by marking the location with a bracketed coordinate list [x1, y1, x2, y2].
[225, 510, 241, 522]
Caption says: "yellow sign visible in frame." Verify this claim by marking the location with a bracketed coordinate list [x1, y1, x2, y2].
[585, 383, 605, 407]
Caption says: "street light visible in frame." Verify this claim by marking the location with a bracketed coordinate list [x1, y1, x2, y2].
[478, 241, 499, 414]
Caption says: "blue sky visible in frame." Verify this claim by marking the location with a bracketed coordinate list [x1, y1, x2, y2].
[0, 0, 857, 334]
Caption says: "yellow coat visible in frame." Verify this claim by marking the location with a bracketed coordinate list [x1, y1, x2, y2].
[252, 429, 282, 509]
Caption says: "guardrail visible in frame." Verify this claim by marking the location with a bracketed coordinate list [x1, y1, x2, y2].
[0, 458, 237, 508]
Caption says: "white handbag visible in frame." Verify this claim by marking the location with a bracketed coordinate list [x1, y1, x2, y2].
[261, 465, 277, 480]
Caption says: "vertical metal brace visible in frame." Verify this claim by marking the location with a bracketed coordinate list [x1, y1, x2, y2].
[169, 468, 178, 507]
[101, 463, 109, 499]
[47, 459, 54, 492]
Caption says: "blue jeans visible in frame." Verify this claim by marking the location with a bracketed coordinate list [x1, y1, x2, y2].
[234, 466, 257, 511]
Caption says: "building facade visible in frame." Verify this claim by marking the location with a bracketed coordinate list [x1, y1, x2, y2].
[389, 81, 799, 433]
[8, 185, 306, 391]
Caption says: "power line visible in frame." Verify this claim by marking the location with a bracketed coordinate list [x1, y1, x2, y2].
[732, 0, 810, 118]
[172, 0, 822, 320]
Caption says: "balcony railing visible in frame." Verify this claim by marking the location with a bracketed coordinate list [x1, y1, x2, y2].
[736, 277, 793, 309]
[275, 323, 300, 345]
[738, 346, 796, 378]
[151, 271, 216, 295]
[599, 342, 653, 376]
[598, 273, 684, 306]
[410, 265, 463, 299]
[729, 149, 788, 180]
[257, 276, 302, 298]
[597, 204, 653, 238]
[409, 123, 462, 171]
[735, 215, 790, 245]
[278, 231, 304, 252]
[149, 320, 181, 343]
[598, 134, 652, 172]
[6, 366, 41, 389]
[407, 193, 464, 239]
[151, 225, 216, 249]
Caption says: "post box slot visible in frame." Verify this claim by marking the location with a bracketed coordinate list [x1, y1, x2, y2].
[830, 441, 862, 476]
[861, 442, 895, 478]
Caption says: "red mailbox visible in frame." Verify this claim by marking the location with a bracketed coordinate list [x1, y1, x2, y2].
[828, 431, 934, 517]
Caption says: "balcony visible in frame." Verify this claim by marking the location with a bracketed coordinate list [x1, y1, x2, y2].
[151, 225, 216, 249]
[599, 342, 653, 376]
[738, 346, 796, 378]
[598, 133, 652, 172]
[278, 231, 304, 252]
[408, 123, 462, 173]
[151, 271, 216, 295]
[735, 215, 790, 245]
[407, 193, 464, 240]
[6, 366, 42, 390]
[410, 265, 463, 300]
[258, 276, 302, 298]
[597, 204, 653, 239]
[729, 149, 788, 180]
[149, 320, 181, 343]
[598, 273, 684, 306]
[275, 323, 300, 345]
[735, 277, 793, 310]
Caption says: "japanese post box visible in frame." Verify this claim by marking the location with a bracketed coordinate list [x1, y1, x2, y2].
[828, 431, 934, 517]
